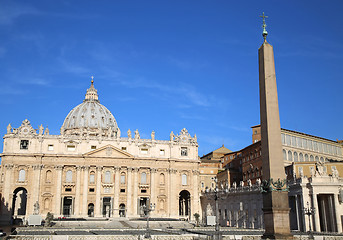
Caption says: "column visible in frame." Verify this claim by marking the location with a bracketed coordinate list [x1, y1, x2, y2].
[333, 194, 342, 232]
[82, 166, 89, 217]
[150, 168, 156, 208]
[312, 193, 320, 232]
[168, 169, 172, 217]
[133, 168, 138, 216]
[55, 165, 63, 216]
[113, 167, 120, 217]
[126, 168, 133, 217]
[74, 166, 82, 217]
[31, 164, 43, 215]
[2, 164, 13, 215]
[192, 169, 200, 221]
[169, 169, 177, 218]
[95, 166, 102, 217]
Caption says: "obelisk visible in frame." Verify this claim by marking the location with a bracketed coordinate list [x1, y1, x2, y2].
[258, 13, 293, 239]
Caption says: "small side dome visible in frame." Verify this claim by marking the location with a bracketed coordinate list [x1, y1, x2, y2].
[61, 78, 119, 137]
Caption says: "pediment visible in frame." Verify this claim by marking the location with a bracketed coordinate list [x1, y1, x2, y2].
[84, 145, 133, 158]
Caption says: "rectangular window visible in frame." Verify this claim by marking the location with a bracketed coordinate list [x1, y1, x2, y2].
[120, 189, 126, 193]
[89, 188, 95, 192]
[120, 175, 126, 184]
[141, 148, 148, 154]
[91, 145, 97, 150]
[65, 188, 72, 192]
[181, 147, 188, 156]
[160, 149, 165, 156]
[141, 189, 147, 193]
[48, 144, 54, 151]
[20, 140, 29, 149]
[182, 174, 187, 185]
[89, 174, 95, 184]
[67, 145, 75, 151]
[121, 147, 127, 151]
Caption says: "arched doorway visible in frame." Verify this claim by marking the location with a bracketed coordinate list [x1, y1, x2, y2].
[119, 204, 126, 217]
[88, 203, 94, 217]
[12, 187, 28, 217]
[179, 190, 191, 217]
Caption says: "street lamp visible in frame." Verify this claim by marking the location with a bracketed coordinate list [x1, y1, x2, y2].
[142, 202, 156, 239]
[211, 177, 221, 240]
[303, 201, 315, 239]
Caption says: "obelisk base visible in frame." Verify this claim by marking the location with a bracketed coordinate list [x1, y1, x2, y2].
[262, 191, 295, 239]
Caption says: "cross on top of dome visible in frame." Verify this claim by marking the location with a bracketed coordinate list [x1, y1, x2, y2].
[84, 76, 99, 102]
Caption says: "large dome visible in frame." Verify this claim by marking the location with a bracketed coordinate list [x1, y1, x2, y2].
[61, 79, 119, 137]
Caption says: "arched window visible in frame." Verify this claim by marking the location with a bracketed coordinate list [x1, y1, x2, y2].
[305, 154, 309, 162]
[182, 174, 187, 185]
[299, 153, 304, 162]
[160, 173, 165, 185]
[104, 171, 111, 183]
[46, 170, 52, 183]
[120, 173, 126, 184]
[310, 155, 314, 162]
[90, 172, 95, 184]
[315, 156, 319, 162]
[18, 169, 26, 182]
[320, 157, 324, 162]
[288, 151, 293, 161]
[294, 152, 298, 162]
[283, 150, 287, 160]
[66, 170, 73, 182]
[141, 172, 147, 184]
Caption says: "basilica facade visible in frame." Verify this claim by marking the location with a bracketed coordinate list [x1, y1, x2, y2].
[0, 80, 200, 224]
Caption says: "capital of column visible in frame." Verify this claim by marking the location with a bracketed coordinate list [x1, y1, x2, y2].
[114, 166, 120, 171]
[33, 164, 44, 170]
[127, 167, 134, 172]
[192, 169, 199, 175]
[76, 166, 82, 171]
[55, 165, 63, 170]
[82, 165, 90, 171]
[150, 168, 157, 173]
[168, 168, 177, 174]
[96, 166, 103, 171]
[5, 164, 14, 170]
[132, 167, 139, 172]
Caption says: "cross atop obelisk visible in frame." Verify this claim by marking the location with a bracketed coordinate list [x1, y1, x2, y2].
[258, 13, 294, 239]
[259, 12, 268, 41]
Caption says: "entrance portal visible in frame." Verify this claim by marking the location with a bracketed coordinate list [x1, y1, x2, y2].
[103, 197, 111, 217]
[88, 203, 94, 217]
[62, 197, 73, 217]
[179, 190, 191, 217]
[119, 203, 126, 217]
[317, 194, 337, 232]
[139, 197, 148, 217]
[12, 187, 28, 216]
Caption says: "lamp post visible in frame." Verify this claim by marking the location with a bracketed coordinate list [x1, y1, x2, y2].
[303, 201, 315, 239]
[211, 177, 221, 240]
[142, 202, 155, 239]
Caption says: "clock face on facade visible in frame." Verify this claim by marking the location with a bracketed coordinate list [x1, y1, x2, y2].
[21, 127, 29, 134]
[181, 136, 187, 142]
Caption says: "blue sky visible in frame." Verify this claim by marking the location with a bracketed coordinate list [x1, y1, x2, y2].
[0, 0, 343, 157]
